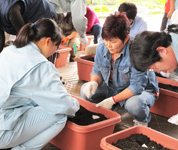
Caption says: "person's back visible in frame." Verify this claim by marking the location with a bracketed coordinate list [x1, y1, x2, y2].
[0, 18, 79, 150]
[0, 0, 56, 52]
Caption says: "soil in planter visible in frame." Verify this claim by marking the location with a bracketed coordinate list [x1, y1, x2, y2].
[112, 133, 171, 150]
[85, 57, 94, 62]
[159, 83, 178, 93]
[68, 106, 108, 126]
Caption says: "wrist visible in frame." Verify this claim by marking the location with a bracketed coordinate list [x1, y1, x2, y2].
[112, 96, 116, 104]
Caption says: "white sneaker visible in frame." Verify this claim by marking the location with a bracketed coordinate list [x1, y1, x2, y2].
[133, 119, 148, 127]
[168, 114, 178, 125]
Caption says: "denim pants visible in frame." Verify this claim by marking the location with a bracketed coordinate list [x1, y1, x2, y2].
[0, 107, 67, 150]
[86, 23, 102, 44]
[81, 82, 156, 123]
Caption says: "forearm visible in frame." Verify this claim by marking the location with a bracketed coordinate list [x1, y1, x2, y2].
[170, 0, 175, 12]
[90, 74, 102, 85]
[66, 31, 78, 40]
[167, 0, 175, 18]
[113, 88, 134, 103]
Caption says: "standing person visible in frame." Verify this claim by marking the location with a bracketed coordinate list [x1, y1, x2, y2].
[57, 12, 80, 62]
[0, 18, 79, 150]
[85, 6, 102, 44]
[160, 0, 170, 31]
[48, 0, 89, 46]
[118, 2, 147, 38]
[80, 13, 159, 127]
[0, 0, 56, 53]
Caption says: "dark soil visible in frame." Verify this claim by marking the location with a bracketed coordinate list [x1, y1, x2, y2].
[68, 106, 108, 126]
[85, 57, 94, 62]
[159, 83, 178, 93]
[113, 133, 171, 150]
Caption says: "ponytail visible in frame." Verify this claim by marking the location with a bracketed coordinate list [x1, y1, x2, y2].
[14, 18, 62, 48]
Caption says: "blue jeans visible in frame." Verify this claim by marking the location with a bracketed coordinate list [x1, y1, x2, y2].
[81, 82, 156, 123]
[86, 23, 102, 44]
[0, 107, 67, 150]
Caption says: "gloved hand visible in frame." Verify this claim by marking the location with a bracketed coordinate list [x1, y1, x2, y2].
[80, 34, 88, 46]
[82, 81, 98, 99]
[96, 97, 116, 110]
[61, 37, 69, 44]
[160, 71, 170, 78]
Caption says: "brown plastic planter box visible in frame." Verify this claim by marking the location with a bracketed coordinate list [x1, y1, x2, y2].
[55, 45, 71, 68]
[74, 55, 94, 81]
[50, 95, 121, 150]
[150, 76, 178, 118]
[100, 126, 178, 150]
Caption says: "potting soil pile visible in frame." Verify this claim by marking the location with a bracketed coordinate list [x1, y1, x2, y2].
[159, 83, 178, 93]
[112, 133, 171, 150]
[68, 106, 108, 126]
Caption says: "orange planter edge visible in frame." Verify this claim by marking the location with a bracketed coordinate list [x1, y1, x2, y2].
[55, 46, 71, 68]
[150, 77, 178, 118]
[74, 55, 95, 81]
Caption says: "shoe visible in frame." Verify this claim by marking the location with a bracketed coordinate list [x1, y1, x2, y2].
[133, 119, 148, 127]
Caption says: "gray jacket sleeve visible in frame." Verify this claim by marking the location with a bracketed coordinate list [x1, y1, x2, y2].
[48, 0, 87, 37]
[71, 0, 87, 38]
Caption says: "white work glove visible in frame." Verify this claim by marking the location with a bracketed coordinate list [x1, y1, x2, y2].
[160, 71, 170, 78]
[82, 81, 98, 99]
[80, 34, 88, 46]
[96, 97, 116, 110]
[168, 113, 178, 125]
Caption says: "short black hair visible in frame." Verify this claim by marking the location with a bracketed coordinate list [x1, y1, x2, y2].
[129, 31, 172, 72]
[102, 13, 130, 42]
[118, 2, 137, 20]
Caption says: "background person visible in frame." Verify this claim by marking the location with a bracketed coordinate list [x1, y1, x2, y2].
[80, 13, 159, 127]
[0, 18, 79, 150]
[48, 0, 89, 46]
[118, 2, 147, 38]
[57, 12, 80, 62]
[0, 0, 56, 53]
[85, 2, 147, 55]
[160, 0, 170, 31]
[85, 6, 102, 44]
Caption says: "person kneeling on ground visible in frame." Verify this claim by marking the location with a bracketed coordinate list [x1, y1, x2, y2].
[0, 18, 79, 150]
[129, 10, 178, 125]
[80, 13, 159, 127]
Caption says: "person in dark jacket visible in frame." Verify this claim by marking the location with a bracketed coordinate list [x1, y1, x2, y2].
[0, 0, 56, 52]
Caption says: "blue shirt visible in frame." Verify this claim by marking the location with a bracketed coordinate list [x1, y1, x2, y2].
[0, 42, 79, 130]
[130, 16, 147, 38]
[91, 39, 159, 100]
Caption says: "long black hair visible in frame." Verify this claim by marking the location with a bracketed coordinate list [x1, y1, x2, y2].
[14, 18, 62, 48]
